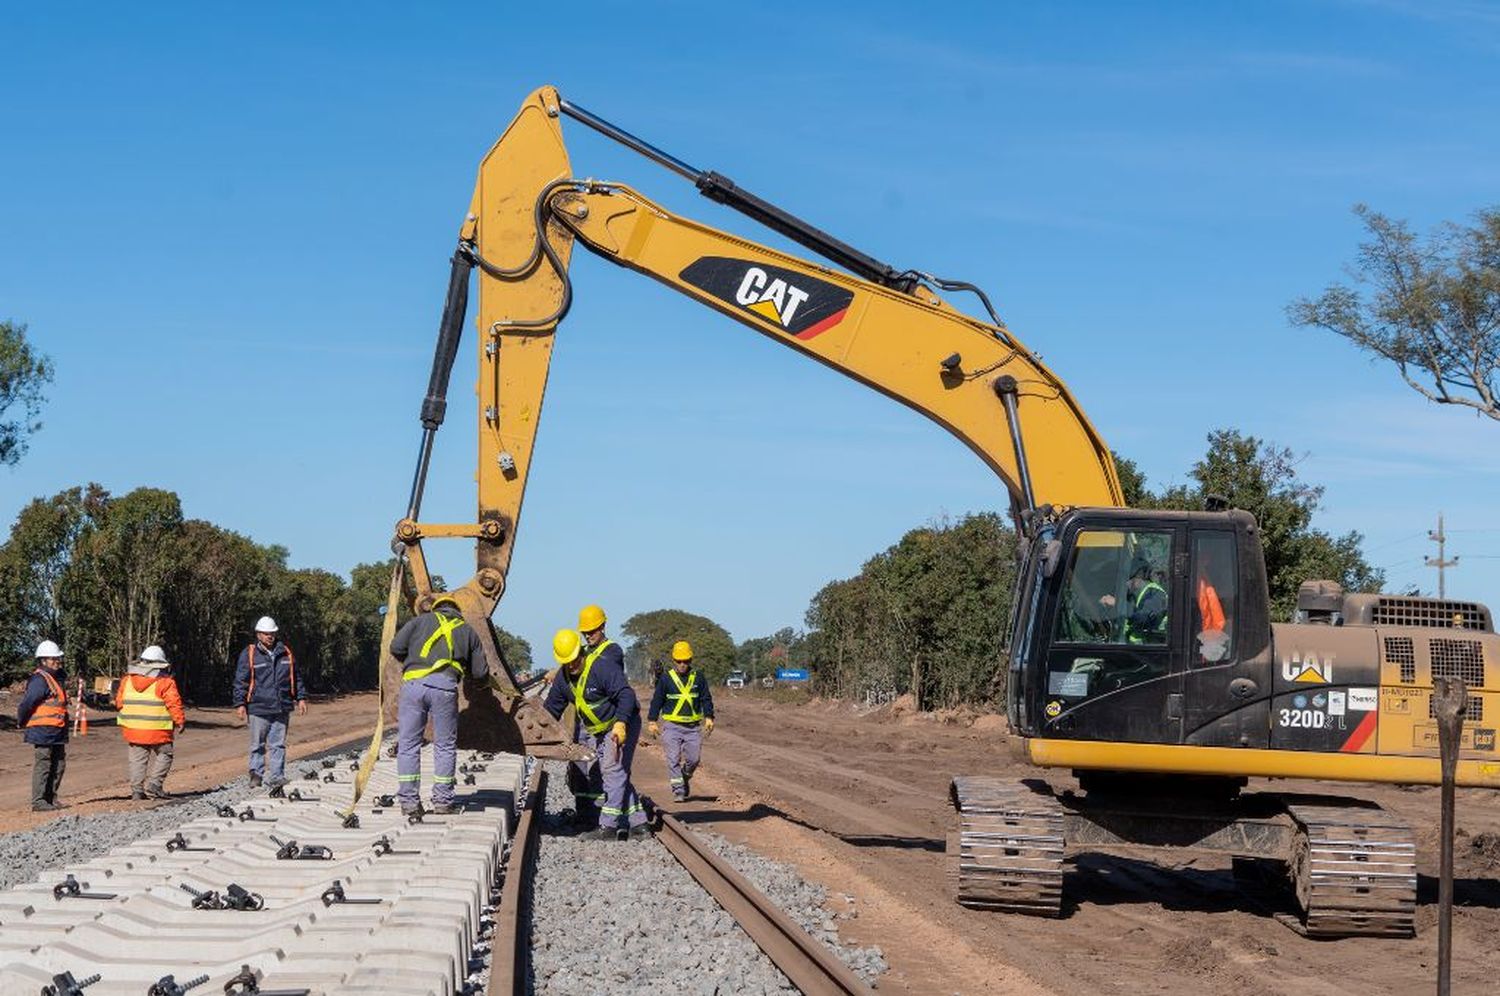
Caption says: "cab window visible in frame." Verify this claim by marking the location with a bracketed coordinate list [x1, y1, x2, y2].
[1053, 529, 1172, 646]
[1191, 531, 1237, 664]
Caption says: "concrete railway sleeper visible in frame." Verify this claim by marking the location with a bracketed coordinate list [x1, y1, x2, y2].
[0, 746, 528, 995]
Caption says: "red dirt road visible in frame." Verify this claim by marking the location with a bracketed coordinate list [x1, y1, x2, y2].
[633, 692, 1500, 996]
[0, 692, 378, 833]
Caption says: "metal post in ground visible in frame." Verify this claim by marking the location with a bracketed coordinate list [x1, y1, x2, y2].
[1432, 675, 1467, 996]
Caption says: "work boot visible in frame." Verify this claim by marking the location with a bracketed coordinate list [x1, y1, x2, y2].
[32, 800, 58, 812]
[146, 788, 170, 800]
[624, 824, 654, 840]
[249, 773, 263, 788]
[265, 776, 287, 792]
[429, 802, 461, 816]
[576, 827, 619, 841]
[131, 790, 146, 801]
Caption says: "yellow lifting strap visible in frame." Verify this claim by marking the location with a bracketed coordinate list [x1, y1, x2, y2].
[402, 613, 467, 681]
[343, 557, 405, 820]
[662, 669, 702, 723]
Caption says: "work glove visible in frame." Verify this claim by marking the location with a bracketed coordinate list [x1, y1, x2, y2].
[648, 721, 661, 738]
[704, 717, 715, 736]
[610, 721, 627, 746]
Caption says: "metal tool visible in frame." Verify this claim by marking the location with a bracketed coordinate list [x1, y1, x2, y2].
[320, 882, 381, 906]
[178, 882, 263, 912]
[271, 836, 333, 861]
[286, 788, 315, 802]
[147, 972, 208, 996]
[236, 806, 271, 822]
[372, 835, 419, 857]
[164, 833, 214, 853]
[41, 971, 101, 996]
[222, 965, 312, 996]
[52, 875, 116, 901]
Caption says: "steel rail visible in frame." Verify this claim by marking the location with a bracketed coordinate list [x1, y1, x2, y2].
[489, 765, 546, 996]
[655, 811, 875, 996]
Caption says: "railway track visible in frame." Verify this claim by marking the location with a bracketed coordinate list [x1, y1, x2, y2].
[487, 771, 873, 996]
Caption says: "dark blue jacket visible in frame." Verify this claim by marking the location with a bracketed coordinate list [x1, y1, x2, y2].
[648, 668, 714, 723]
[18, 667, 70, 746]
[232, 640, 303, 717]
[543, 640, 638, 729]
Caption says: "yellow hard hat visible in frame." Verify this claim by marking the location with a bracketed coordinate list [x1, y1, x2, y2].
[432, 594, 462, 611]
[552, 629, 582, 665]
[578, 604, 606, 632]
[671, 640, 693, 662]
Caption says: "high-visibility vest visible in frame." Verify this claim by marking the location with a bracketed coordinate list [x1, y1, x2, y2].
[1197, 578, 1226, 632]
[118, 677, 174, 732]
[403, 612, 467, 681]
[1126, 581, 1169, 644]
[662, 669, 703, 723]
[25, 669, 68, 729]
[570, 640, 616, 734]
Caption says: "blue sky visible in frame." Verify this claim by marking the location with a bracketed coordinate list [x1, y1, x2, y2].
[3, 1, 1498, 660]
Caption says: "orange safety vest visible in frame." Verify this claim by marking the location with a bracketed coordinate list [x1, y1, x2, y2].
[25, 669, 69, 729]
[1197, 578, 1226, 633]
[118, 675, 176, 744]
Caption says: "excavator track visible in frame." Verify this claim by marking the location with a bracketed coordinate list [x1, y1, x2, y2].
[1282, 801, 1417, 939]
[949, 777, 1066, 917]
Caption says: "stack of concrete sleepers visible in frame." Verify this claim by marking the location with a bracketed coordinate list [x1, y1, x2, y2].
[0, 747, 525, 996]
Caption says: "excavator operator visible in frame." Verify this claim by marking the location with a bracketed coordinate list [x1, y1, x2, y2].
[1101, 555, 1169, 645]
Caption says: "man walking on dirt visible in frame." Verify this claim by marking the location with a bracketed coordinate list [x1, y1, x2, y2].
[17, 640, 69, 811]
[390, 594, 485, 816]
[232, 616, 304, 788]
[116, 645, 186, 800]
[648, 640, 714, 802]
[544, 605, 651, 840]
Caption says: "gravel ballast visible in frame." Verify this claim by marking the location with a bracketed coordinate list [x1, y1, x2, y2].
[528, 761, 886, 994]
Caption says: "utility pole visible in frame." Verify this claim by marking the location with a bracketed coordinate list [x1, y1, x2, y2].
[1426, 512, 1460, 600]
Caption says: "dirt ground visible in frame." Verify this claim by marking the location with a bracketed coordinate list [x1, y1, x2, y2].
[0, 692, 379, 833]
[632, 691, 1500, 996]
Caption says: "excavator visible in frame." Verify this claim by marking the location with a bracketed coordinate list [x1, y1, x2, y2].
[393, 85, 1499, 938]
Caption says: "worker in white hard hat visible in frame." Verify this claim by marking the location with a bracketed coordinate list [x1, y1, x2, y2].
[231, 615, 304, 788]
[17, 640, 70, 811]
[116, 646, 186, 800]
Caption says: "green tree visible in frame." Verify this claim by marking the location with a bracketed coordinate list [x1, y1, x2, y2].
[61, 487, 186, 676]
[0, 320, 53, 466]
[621, 609, 737, 684]
[0, 485, 106, 679]
[805, 513, 1015, 709]
[1138, 429, 1384, 619]
[1289, 204, 1499, 421]
[495, 628, 533, 676]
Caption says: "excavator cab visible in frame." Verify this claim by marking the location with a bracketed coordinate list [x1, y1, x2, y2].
[1007, 507, 1273, 749]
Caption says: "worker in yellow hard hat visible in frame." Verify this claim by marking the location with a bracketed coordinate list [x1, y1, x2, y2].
[647, 640, 715, 802]
[542, 606, 651, 840]
[546, 628, 603, 824]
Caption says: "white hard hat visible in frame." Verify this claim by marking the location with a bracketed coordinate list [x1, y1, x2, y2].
[139, 645, 170, 665]
[254, 616, 279, 633]
[35, 640, 64, 659]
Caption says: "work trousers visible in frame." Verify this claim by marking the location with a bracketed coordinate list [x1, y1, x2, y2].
[660, 720, 703, 797]
[569, 726, 605, 819]
[247, 712, 289, 784]
[397, 680, 458, 807]
[127, 741, 175, 795]
[31, 744, 66, 806]
[584, 713, 647, 831]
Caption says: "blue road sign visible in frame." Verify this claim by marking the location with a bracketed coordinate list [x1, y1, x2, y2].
[775, 668, 809, 681]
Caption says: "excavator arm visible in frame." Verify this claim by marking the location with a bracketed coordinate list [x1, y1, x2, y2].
[393, 85, 1121, 755]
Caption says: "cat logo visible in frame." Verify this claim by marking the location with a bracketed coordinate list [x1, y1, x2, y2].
[679, 257, 855, 340]
[1281, 652, 1333, 684]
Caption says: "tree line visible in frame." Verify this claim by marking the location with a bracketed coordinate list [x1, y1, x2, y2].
[0, 483, 533, 702]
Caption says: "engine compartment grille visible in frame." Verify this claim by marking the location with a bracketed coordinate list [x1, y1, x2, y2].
[1430, 638, 1487, 688]
[1384, 636, 1417, 683]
